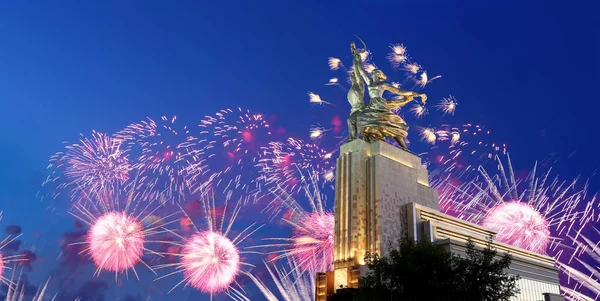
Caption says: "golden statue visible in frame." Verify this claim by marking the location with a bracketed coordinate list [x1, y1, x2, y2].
[346, 53, 366, 141]
[350, 40, 426, 151]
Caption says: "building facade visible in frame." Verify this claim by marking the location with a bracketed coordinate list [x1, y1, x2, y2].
[316, 140, 564, 301]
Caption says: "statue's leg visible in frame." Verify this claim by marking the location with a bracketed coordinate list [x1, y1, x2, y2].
[347, 118, 356, 140]
[356, 119, 364, 140]
[394, 136, 408, 151]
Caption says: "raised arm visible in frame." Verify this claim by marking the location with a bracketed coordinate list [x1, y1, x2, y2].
[351, 42, 372, 86]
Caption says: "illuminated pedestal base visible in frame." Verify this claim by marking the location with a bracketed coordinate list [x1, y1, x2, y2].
[315, 266, 360, 301]
[316, 139, 438, 300]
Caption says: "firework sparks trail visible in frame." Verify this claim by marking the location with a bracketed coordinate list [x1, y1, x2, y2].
[153, 191, 262, 298]
[327, 57, 343, 70]
[554, 225, 600, 300]
[248, 259, 316, 301]
[251, 172, 334, 274]
[198, 108, 273, 205]
[309, 125, 329, 141]
[436, 95, 458, 116]
[44, 131, 131, 204]
[0, 212, 25, 286]
[5, 268, 56, 301]
[423, 124, 507, 183]
[420, 127, 437, 145]
[257, 138, 335, 196]
[451, 131, 461, 144]
[115, 116, 207, 204]
[415, 71, 442, 88]
[308, 92, 331, 106]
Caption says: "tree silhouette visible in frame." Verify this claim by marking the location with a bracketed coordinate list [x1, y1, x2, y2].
[337, 236, 520, 301]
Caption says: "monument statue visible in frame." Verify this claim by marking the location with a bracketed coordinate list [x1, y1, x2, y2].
[346, 49, 366, 141]
[348, 40, 427, 151]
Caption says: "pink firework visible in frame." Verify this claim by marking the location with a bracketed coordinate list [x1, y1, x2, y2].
[87, 211, 145, 273]
[482, 201, 550, 254]
[437, 154, 595, 258]
[154, 194, 261, 298]
[256, 172, 334, 274]
[0, 254, 4, 279]
[0, 212, 24, 284]
[198, 108, 275, 204]
[257, 137, 335, 195]
[181, 231, 240, 293]
[291, 212, 334, 272]
[116, 116, 206, 204]
[50, 131, 131, 203]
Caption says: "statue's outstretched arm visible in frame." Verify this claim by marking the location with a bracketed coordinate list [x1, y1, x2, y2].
[383, 84, 427, 104]
[387, 97, 413, 108]
[383, 84, 416, 97]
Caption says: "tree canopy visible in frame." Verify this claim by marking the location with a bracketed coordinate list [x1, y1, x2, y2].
[338, 236, 520, 301]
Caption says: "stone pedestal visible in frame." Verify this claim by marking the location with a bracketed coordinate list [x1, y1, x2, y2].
[327, 139, 438, 294]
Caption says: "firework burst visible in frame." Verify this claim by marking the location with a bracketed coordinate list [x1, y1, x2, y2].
[87, 211, 145, 273]
[438, 154, 596, 256]
[252, 172, 334, 274]
[419, 127, 437, 145]
[403, 63, 421, 74]
[415, 71, 442, 88]
[482, 201, 551, 254]
[115, 116, 207, 204]
[68, 182, 176, 279]
[154, 193, 262, 298]
[309, 125, 329, 141]
[257, 138, 335, 196]
[46, 131, 131, 203]
[180, 231, 240, 293]
[327, 57, 343, 70]
[436, 95, 458, 116]
[386, 43, 408, 69]
[198, 108, 273, 205]
[308, 92, 331, 106]
[410, 104, 428, 119]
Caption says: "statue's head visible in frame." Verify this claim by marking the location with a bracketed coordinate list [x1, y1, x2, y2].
[371, 69, 387, 82]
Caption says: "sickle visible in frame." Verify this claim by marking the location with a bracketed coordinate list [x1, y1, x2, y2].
[354, 35, 368, 51]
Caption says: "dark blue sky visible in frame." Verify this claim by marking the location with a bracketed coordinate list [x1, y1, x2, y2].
[0, 0, 598, 298]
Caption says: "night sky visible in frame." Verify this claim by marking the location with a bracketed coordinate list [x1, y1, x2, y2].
[0, 0, 598, 300]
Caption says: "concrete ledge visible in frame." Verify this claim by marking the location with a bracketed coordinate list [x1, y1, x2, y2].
[340, 139, 429, 186]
